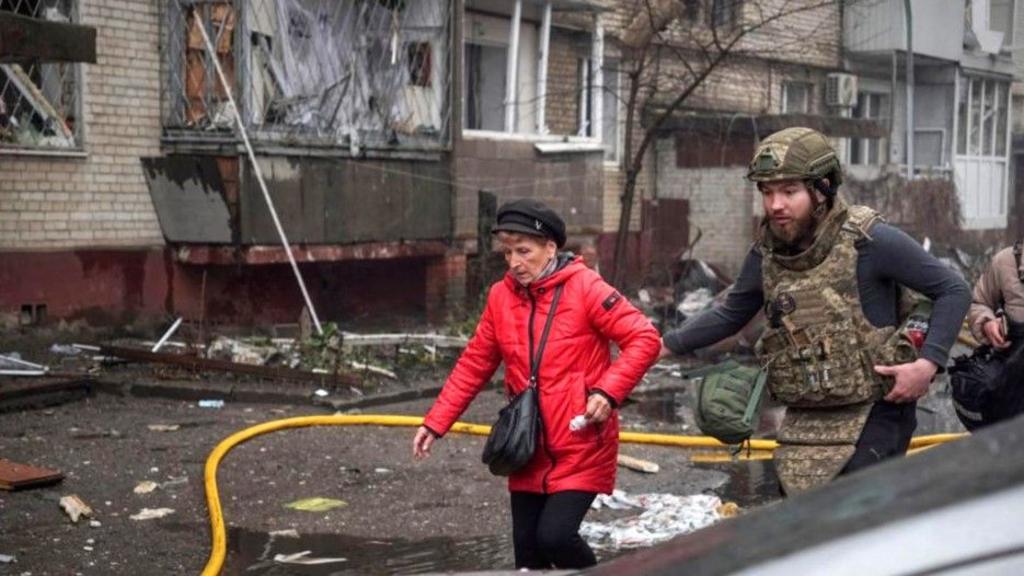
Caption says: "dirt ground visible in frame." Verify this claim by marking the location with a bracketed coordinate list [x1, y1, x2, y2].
[0, 372, 741, 576]
[0, 325, 968, 576]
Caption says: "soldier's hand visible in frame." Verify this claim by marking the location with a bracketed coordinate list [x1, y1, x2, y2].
[983, 318, 1010, 350]
[876, 359, 938, 403]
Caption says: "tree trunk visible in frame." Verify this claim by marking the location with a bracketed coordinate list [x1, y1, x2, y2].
[612, 171, 640, 287]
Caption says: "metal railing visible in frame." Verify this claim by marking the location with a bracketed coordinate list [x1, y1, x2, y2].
[0, 0, 82, 151]
[163, 0, 452, 150]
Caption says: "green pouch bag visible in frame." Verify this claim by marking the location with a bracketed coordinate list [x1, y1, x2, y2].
[690, 360, 767, 445]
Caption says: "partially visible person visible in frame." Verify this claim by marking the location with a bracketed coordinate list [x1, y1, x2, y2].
[953, 241, 1024, 430]
[579, 240, 601, 275]
[969, 241, 1024, 349]
[412, 199, 661, 570]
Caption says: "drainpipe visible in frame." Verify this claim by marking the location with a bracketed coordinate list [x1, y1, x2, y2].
[505, 0, 522, 133]
[591, 14, 604, 142]
[536, 1, 551, 134]
[904, 0, 914, 179]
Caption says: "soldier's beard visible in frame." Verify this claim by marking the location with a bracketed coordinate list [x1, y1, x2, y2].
[769, 210, 817, 248]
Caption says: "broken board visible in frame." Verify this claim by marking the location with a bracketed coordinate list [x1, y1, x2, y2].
[0, 459, 64, 491]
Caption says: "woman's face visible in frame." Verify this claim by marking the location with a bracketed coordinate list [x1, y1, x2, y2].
[498, 232, 557, 285]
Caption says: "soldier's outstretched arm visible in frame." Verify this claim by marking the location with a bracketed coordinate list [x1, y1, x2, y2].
[662, 247, 764, 356]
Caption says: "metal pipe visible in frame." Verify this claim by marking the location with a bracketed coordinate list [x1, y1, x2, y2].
[536, 1, 551, 134]
[193, 12, 324, 336]
[152, 318, 184, 353]
[591, 14, 604, 142]
[505, 0, 522, 133]
[904, 0, 914, 179]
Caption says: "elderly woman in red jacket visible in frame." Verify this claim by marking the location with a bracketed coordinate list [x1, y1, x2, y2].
[412, 199, 661, 570]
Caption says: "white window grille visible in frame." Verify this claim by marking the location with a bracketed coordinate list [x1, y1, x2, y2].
[850, 91, 890, 166]
[0, 0, 82, 152]
[782, 82, 812, 114]
[954, 74, 1011, 230]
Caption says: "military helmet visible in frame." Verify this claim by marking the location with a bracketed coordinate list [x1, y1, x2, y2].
[747, 127, 843, 192]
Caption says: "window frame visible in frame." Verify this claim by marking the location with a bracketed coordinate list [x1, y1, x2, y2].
[0, 0, 86, 156]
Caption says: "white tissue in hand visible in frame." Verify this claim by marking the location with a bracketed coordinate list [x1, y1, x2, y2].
[569, 415, 589, 431]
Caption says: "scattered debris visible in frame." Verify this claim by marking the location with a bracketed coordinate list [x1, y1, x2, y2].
[582, 490, 726, 550]
[314, 389, 329, 398]
[0, 459, 64, 491]
[133, 481, 159, 494]
[269, 529, 300, 538]
[347, 360, 397, 380]
[284, 497, 348, 512]
[617, 454, 660, 474]
[274, 550, 347, 565]
[0, 353, 49, 376]
[49, 344, 82, 356]
[676, 287, 715, 319]
[147, 424, 181, 432]
[101, 345, 360, 387]
[151, 318, 184, 353]
[129, 507, 175, 521]
[339, 332, 468, 349]
[717, 501, 740, 518]
[0, 554, 15, 564]
[197, 399, 225, 409]
[59, 494, 94, 524]
[89, 520, 102, 528]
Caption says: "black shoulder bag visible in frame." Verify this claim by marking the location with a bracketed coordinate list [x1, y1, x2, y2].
[481, 285, 563, 476]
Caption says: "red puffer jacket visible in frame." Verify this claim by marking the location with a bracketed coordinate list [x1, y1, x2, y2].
[423, 257, 661, 494]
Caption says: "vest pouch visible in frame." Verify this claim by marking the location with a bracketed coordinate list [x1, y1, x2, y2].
[760, 318, 881, 407]
[864, 327, 919, 396]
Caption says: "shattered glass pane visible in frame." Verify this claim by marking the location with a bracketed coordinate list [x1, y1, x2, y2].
[0, 0, 81, 150]
[164, 0, 451, 149]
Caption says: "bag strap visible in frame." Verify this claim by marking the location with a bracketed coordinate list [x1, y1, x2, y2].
[529, 285, 564, 386]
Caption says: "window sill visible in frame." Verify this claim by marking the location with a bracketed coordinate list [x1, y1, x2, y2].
[534, 141, 604, 154]
[463, 129, 599, 145]
[0, 147, 87, 159]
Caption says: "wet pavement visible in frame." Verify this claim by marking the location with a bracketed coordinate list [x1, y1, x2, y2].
[0, 356, 969, 575]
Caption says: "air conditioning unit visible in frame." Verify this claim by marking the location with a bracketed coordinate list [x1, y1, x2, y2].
[826, 73, 859, 108]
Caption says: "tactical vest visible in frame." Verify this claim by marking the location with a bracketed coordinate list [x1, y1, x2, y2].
[754, 203, 918, 408]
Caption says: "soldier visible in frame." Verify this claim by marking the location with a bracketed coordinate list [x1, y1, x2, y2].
[661, 127, 971, 494]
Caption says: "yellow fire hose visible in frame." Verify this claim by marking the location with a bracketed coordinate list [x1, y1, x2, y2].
[200, 414, 965, 575]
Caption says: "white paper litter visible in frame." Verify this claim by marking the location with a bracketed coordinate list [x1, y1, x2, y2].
[581, 490, 724, 550]
[273, 550, 347, 565]
[130, 507, 175, 521]
[133, 481, 159, 494]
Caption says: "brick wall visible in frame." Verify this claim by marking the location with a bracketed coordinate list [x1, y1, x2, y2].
[0, 0, 164, 249]
[546, 29, 583, 137]
[656, 137, 753, 276]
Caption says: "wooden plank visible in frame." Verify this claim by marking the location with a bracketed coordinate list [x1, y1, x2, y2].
[0, 459, 64, 491]
[0, 11, 97, 64]
[101, 345, 361, 387]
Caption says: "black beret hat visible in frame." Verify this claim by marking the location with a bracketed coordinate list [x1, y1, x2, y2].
[491, 199, 567, 248]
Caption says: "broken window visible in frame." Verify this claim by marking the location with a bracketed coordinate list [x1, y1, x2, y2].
[0, 0, 82, 151]
[709, 0, 743, 30]
[164, 0, 451, 149]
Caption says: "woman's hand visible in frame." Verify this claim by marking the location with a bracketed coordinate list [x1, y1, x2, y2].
[412, 426, 436, 459]
[584, 393, 613, 424]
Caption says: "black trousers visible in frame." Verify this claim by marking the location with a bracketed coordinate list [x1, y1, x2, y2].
[510, 490, 597, 569]
[841, 400, 917, 475]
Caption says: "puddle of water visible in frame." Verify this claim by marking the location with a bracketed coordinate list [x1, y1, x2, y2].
[225, 528, 512, 575]
[696, 459, 782, 509]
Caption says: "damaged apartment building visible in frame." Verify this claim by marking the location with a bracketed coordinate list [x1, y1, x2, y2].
[653, 0, 1023, 277]
[3, 0, 1021, 328]
[0, 0, 617, 326]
